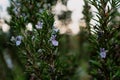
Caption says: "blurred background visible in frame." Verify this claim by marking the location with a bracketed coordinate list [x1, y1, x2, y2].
[0, 0, 120, 80]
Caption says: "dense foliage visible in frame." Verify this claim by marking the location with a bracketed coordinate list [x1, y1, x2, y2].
[0, 0, 120, 80]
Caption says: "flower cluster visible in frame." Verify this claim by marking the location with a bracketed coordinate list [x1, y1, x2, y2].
[11, 35, 23, 46]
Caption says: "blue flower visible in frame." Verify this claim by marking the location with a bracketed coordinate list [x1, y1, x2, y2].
[50, 35, 56, 40]
[52, 40, 58, 46]
[15, 35, 23, 46]
[100, 48, 107, 59]
[16, 40, 21, 46]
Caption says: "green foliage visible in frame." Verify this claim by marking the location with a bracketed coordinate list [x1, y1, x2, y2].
[0, 0, 120, 80]
[87, 0, 120, 79]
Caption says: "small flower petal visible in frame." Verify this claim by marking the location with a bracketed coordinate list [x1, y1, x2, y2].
[16, 35, 22, 41]
[100, 52, 106, 58]
[16, 40, 21, 46]
[100, 48, 107, 59]
[52, 40, 58, 46]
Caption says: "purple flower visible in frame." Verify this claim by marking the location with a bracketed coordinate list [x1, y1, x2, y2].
[50, 35, 58, 46]
[10, 35, 23, 46]
[35, 21, 43, 29]
[15, 36, 23, 46]
[50, 35, 56, 40]
[52, 40, 58, 46]
[16, 40, 21, 46]
[100, 48, 107, 59]
[16, 36, 22, 41]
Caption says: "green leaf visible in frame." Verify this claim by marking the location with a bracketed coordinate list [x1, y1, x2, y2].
[112, 70, 120, 79]
[89, 60, 101, 68]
